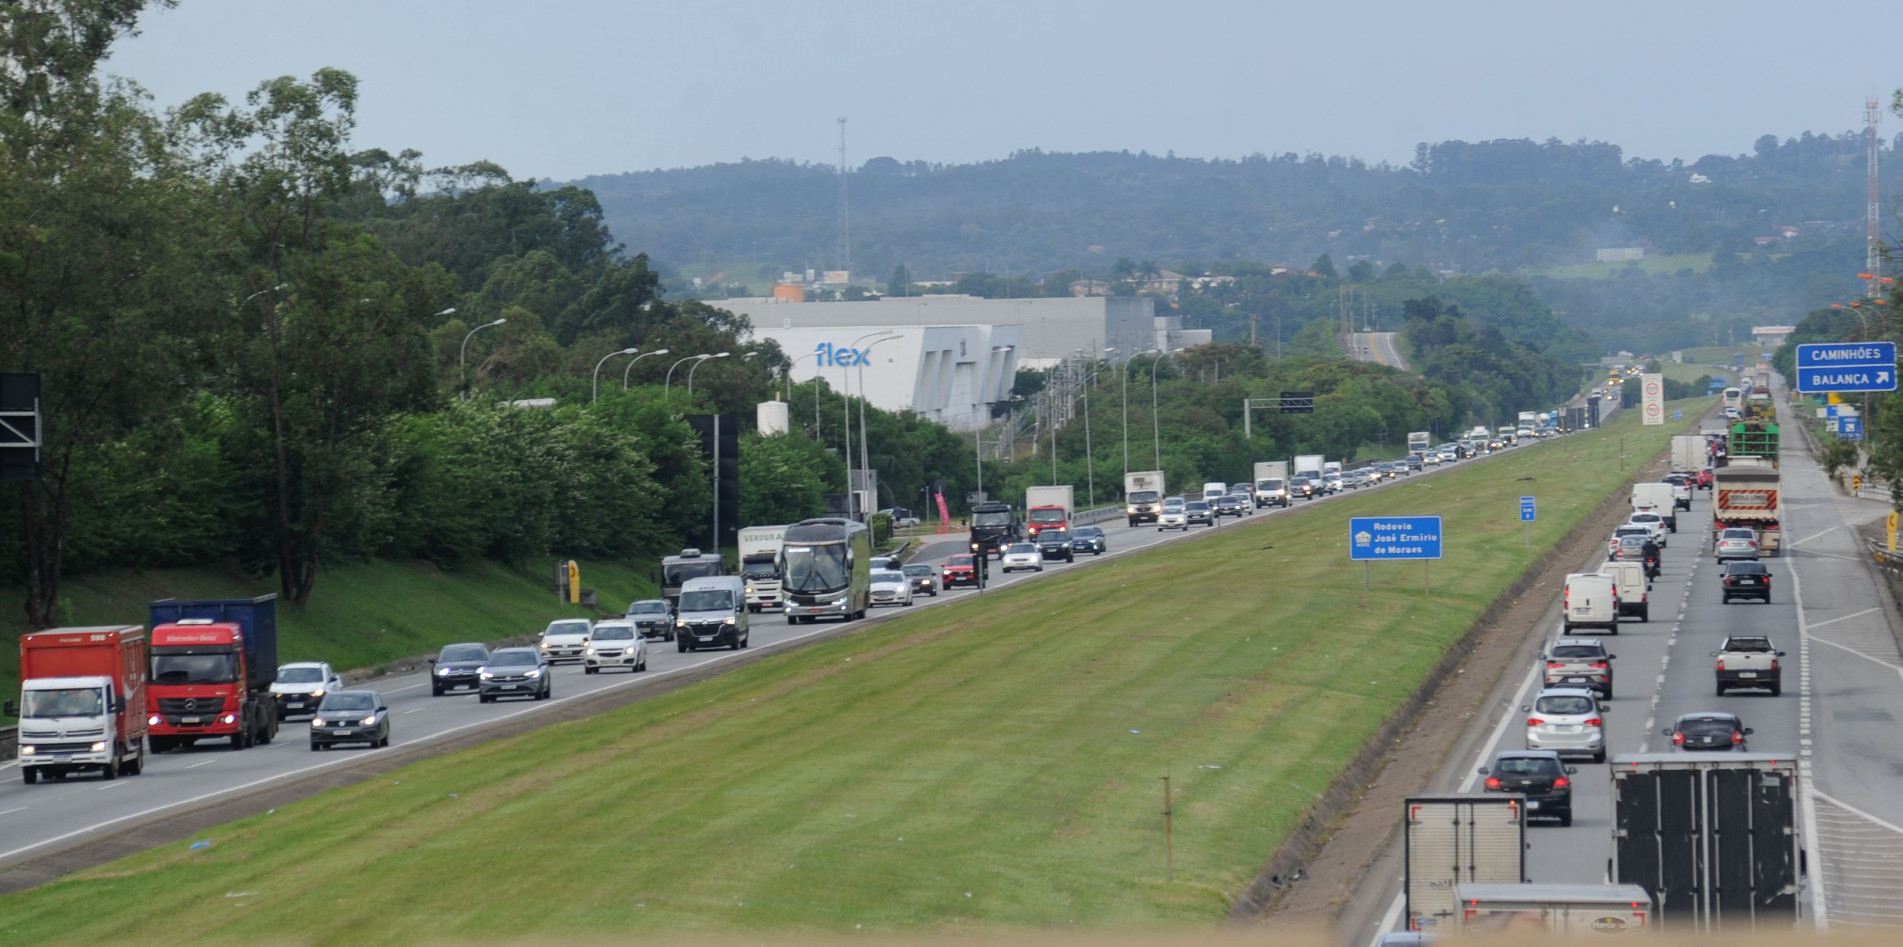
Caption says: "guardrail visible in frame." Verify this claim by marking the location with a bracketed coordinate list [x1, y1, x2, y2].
[1073, 505, 1123, 526]
[1, 724, 14, 759]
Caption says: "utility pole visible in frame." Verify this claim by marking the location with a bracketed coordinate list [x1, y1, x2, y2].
[837, 116, 851, 280]
[1868, 97, 1883, 279]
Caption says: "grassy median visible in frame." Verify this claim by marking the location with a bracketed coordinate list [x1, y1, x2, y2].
[0, 404, 1704, 945]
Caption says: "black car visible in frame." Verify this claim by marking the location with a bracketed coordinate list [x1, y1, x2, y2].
[1288, 475, 1317, 500]
[1069, 525, 1107, 556]
[1664, 712, 1752, 751]
[1184, 501, 1216, 526]
[902, 563, 939, 596]
[1403, 454, 1423, 471]
[430, 642, 490, 696]
[309, 690, 390, 750]
[478, 647, 552, 703]
[1035, 529, 1074, 562]
[1478, 750, 1576, 826]
[1720, 560, 1772, 603]
[1213, 495, 1246, 518]
[624, 599, 675, 641]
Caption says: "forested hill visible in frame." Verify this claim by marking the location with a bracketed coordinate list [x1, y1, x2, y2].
[567, 134, 1891, 280]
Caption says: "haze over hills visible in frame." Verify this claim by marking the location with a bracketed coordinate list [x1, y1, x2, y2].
[565, 132, 1894, 354]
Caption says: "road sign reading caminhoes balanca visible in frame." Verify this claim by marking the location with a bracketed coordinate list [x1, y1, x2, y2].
[1796, 342, 1897, 393]
[1350, 516, 1443, 560]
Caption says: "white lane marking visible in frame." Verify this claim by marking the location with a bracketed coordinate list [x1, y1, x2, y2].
[1810, 607, 1881, 630]
[402, 708, 429, 715]
[183, 760, 218, 770]
[1790, 526, 1843, 548]
[1808, 634, 1903, 672]
[93, 782, 127, 792]
[1814, 789, 1903, 836]
[1790, 504, 1831, 931]
[0, 806, 28, 816]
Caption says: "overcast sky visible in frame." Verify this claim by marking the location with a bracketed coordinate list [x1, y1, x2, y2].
[105, 1, 1889, 182]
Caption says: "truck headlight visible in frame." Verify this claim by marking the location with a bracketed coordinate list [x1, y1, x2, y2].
[148, 715, 163, 726]
[90, 741, 107, 753]
[220, 714, 236, 724]
[19, 745, 34, 756]
[677, 619, 688, 627]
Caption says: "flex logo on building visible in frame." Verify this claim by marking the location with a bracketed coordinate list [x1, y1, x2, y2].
[816, 342, 873, 367]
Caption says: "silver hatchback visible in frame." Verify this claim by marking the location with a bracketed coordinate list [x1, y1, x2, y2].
[1715, 527, 1760, 561]
[1521, 687, 1607, 762]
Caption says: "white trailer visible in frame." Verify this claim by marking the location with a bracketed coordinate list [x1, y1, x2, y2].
[1253, 461, 1288, 483]
[1452, 883, 1652, 934]
[1123, 470, 1166, 527]
[1293, 454, 1325, 477]
[1407, 432, 1432, 453]
[1404, 793, 1527, 932]
[1669, 434, 1706, 473]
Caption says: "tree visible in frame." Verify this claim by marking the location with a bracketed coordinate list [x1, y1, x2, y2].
[1311, 253, 1338, 279]
[1347, 259, 1375, 283]
[887, 264, 911, 297]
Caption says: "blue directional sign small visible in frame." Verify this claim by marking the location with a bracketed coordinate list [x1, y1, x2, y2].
[1840, 416, 1864, 441]
[1519, 497, 1536, 522]
[1350, 516, 1443, 561]
[1796, 342, 1897, 393]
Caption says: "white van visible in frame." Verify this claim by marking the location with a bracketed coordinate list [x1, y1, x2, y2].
[675, 575, 749, 652]
[1562, 573, 1620, 634]
[1630, 482, 1677, 532]
[1599, 561, 1649, 623]
[1201, 481, 1227, 502]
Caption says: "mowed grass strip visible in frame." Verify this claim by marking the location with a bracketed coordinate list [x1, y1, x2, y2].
[0, 405, 1702, 945]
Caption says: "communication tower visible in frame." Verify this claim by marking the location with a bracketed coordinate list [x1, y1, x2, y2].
[1868, 97, 1882, 279]
[837, 116, 851, 280]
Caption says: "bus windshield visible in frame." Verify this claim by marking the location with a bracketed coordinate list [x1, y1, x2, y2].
[783, 544, 849, 594]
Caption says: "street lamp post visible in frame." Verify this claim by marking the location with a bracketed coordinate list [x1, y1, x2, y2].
[459, 316, 506, 399]
[592, 347, 639, 404]
[844, 330, 898, 515]
[1150, 350, 1179, 470]
[621, 348, 671, 389]
[856, 335, 902, 512]
[664, 353, 713, 403]
[686, 351, 731, 398]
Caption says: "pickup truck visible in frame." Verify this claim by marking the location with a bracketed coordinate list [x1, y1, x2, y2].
[1712, 635, 1785, 696]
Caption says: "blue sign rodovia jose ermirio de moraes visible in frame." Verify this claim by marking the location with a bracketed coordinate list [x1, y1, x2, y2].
[1795, 342, 1897, 393]
[1349, 516, 1443, 561]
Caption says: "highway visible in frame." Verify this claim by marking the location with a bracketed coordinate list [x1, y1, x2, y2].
[1349, 332, 1408, 371]
[0, 445, 1508, 881]
[1355, 390, 1903, 938]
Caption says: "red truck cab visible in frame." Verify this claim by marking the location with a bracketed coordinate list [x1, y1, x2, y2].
[1025, 505, 1068, 538]
[146, 599, 280, 751]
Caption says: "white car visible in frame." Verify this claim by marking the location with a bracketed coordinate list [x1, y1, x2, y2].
[1000, 543, 1044, 573]
[537, 618, 593, 664]
[1322, 474, 1344, 494]
[1715, 527, 1761, 561]
[1157, 507, 1189, 531]
[271, 661, 343, 719]
[1522, 687, 1606, 762]
[583, 620, 649, 674]
[868, 569, 915, 607]
[1422, 452, 1442, 466]
[1627, 513, 1668, 547]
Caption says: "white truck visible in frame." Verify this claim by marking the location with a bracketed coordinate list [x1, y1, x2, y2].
[1669, 434, 1706, 474]
[1630, 482, 1677, 533]
[1253, 461, 1290, 508]
[1407, 432, 1432, 454]
[1450, 883, 1652, 934]
[1024, 485, 1074, 539]
[1404, 793, 1527, 932]
[737, 525, 788, 612]
[1293, 454, 1325, 478]
[1123, 470, 1165, 527]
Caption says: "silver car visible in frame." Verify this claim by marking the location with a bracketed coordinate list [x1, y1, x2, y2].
[1000, 543, 1043, 573]
[583, 621, 648, 674]
[869, 569, 914, 607]
[1521, 687, 1606, 762]
[1715, 527, 1760, 561]
[537, 618, 592, 663]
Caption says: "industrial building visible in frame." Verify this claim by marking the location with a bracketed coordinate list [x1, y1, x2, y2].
[720, 294, 1163, 367]
[754, 323, 1022, 432]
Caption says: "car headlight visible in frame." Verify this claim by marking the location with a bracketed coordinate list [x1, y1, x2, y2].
[359, 715, 378, 726]
[538, 640, 550, 649]
[525, 668, 542, 678]
[585, 647, 597, 656]
[677, 619, 688, 627]
[723, 618, 735, 626]
[479, 671, 494, 680]
[436, 666, 452, 676]
[220, 714, 236, 724]
[90, 741, 107, 753]
[312, 688, 325, 697]
[311, 718, 326, 727]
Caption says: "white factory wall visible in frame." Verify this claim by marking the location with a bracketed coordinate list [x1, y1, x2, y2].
[752, 324, 1021, 432]
[722, 295, 1153, 364]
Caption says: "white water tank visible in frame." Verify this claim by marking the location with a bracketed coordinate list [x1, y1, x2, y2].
[757, 400, 789, 435]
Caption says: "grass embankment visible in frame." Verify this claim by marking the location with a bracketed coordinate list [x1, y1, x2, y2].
[1530, 251, 1715, 279]
[0, 404, 1704, 945]
[1, 559, 657, 704]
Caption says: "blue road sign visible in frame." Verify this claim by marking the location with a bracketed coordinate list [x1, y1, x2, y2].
[1519, 496, 1536, 522]
[1796, 342, 1897, 393]
[1841, 416, 1864, 440]
[1674, 409, 1682, 421]
[1708, 379, 1725, 390]
[1350, 516, 1444, 561]
[1827, 405, 1842, 418]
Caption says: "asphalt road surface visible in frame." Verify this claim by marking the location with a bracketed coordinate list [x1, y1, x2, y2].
[1358, 393, 1903, 939]
[1349, 332, 1408, 371]
[0, 442, 1540, 878]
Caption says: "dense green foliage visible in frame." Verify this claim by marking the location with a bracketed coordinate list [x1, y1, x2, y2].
[1399, 297, 1583, 422]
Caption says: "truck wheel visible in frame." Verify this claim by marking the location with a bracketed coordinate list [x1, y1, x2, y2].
[22, 768, 36, 785]
[101, 758, 117, 781]
[1716, 682, 1726, 697]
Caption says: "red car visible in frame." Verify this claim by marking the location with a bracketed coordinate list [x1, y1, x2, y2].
[942, 554, 978, 588]
[1696, 468, 1714, 491]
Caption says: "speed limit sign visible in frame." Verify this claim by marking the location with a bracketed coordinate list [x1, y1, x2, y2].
[1644, 402, 1662, 419]
[1643, 379, 1662, 397]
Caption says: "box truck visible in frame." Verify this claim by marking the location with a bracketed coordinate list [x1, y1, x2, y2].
[1451, 883, 1652, 934]
[146, 596, 280, 752]
[1124, 470, 1166, 526]
[1670, 434, 1707, 473]
[7, 626, 148, 783]
[738, 525, 788, 612]
[1631, 482, 1677, 532]
[1407, 432, 1432, 453]
[1024, 485, 1074, 538]
[1253, 461, 1291, 508]
[1404, 793, 1527, 932]
[1611, 753, 1803, 930]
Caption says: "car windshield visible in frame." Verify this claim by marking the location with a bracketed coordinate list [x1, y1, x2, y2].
[1006, 544, 1036, 554]
[1186, 502, 1210, 511]
[1260, 480, 1285, 490]
[21, 686, 104, 718]
[318, 694, 376, 713]
[679, 589, 734, 611]
[871, 570, 904, 583]
[1726, 638, 1773, 652]
[1550, 646, 1602, 659]
[1494, 757, 1561, 776]
[440, 644, 487, 662]
[1163, 497, 1186, 507]
[783, 543, 850, 593]
[593, 624, 635, 640]
[904, 565, 934, 576]
[1027, 509, 1066, 524]
[277, 666, 324, 684]
[1536, 695, 1596, 715]
[947, 556, 973, 568]
[150, 650, 240, 685]
[545, 621, 589, 637]
[1680, 717, 1738, 736]
[1040, 532, 1069, 542]
[1217, 497, 1238, 506]
[489, 650, 538, 667]
[626, 602, 668, 616]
